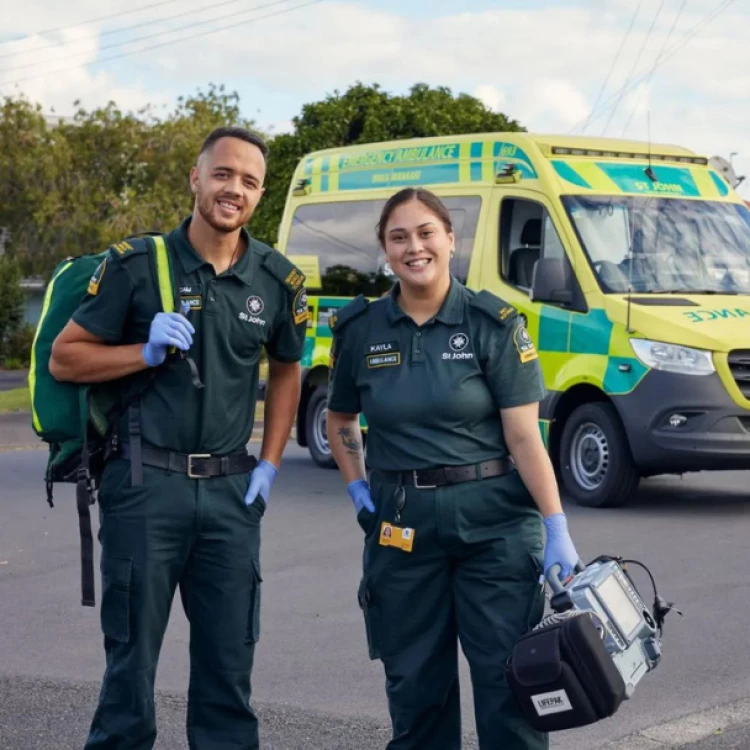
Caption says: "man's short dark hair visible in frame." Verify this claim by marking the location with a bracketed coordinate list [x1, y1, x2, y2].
[199, 126, 269, 160]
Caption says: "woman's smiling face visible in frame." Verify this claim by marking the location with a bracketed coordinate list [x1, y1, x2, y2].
[382, 199, 454, 290]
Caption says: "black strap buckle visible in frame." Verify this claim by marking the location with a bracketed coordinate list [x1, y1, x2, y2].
[412, 470, 437, 489]
[186, 454, 212, 479]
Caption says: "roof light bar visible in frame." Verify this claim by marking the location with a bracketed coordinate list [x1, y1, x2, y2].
[550, 146, 708, 166]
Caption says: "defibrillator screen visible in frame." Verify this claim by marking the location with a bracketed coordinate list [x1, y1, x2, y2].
[597, 575, 642, 640]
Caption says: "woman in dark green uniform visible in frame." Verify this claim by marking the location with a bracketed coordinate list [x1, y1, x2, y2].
[327, 188, 581, 750]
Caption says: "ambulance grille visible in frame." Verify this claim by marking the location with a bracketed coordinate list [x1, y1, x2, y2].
[728, 350, 750, 399]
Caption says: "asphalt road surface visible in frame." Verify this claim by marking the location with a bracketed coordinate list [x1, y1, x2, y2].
[1, 446, 749, 749]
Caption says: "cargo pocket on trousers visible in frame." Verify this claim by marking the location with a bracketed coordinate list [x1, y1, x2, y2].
[100, 554, 133, 643]
[246, 558, 262, 644]
[357, 577, 382, 661]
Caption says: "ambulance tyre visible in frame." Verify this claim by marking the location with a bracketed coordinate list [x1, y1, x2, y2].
[559, 402, 640, 508]
[306, 387, 337, 469]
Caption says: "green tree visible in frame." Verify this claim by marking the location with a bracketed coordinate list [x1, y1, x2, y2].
[0, 257, 26, 358]
[252, 82, 524, 243]
[1, 85, 265, 278]
[0, 96, 54, 276]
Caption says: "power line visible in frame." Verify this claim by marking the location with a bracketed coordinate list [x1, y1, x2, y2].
[0, 0, 184, 47]
[620, 0, 688, 137]
[0, 0, 257, 63]
[1, 0, 296, 75]
[579, 0, 643, 135]
[601, 0, 666, 136]
[569, 0, 736, 135]
[0, 0, 323, 91]
[588, 0, 733, 134]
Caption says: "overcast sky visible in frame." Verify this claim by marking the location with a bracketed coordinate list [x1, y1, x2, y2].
[1, 0, 747, 196]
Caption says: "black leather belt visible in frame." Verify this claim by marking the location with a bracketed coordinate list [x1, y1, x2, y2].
[375, 457, 513, 488]
[120, 443, 257, 478]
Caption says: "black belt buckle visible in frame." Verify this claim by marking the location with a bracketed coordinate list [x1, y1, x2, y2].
[187, 453, 212, 479]
[412, 470, 437, 489]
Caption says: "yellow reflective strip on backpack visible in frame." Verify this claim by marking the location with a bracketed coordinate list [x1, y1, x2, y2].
[152, 235, 175, 313]
[29, 261, 74, 433]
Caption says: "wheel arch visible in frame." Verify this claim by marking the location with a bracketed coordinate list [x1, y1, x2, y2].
[548, 384, 612, 473]
[551, 386, 641, 507]
[296, 366, 329, 447]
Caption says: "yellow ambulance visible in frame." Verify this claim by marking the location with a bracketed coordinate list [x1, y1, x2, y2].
[276, 132, 750, 507]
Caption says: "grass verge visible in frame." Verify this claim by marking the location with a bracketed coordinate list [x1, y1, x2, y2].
[0, 387, 30, 414]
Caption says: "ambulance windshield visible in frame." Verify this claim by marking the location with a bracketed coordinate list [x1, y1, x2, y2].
[562, 196, 750, 294]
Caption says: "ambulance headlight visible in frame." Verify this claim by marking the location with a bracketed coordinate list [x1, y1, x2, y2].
[629, 339, 715, 376]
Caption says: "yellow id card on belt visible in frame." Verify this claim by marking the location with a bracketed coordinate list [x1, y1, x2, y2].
[379, 522, 415, 552]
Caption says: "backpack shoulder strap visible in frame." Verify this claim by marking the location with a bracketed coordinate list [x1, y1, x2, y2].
[149, 235, 176, 313]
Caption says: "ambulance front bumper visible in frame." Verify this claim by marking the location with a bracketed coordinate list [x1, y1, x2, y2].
[614, 369, 750, 475]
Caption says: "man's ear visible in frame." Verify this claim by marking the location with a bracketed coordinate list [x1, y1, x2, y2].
[189, 166, 199, 194]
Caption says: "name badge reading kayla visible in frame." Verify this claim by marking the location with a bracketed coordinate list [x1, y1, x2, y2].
[365, 341, 401, 369]
[379, 522, 415, 552]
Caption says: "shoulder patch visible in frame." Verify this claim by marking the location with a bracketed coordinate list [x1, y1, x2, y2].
[262, 249, 306, 293]
[469, 290, 518, 325]
[87, 257, 107, 296]
[512, 320, 539, 363]
[329, 295, 369, 334]
[292, 286, 310, 325]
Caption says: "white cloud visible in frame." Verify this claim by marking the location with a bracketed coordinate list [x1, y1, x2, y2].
[474, 85, 507, 113]
[0, 0, 748, 196]
[0, 24, 162, 114]
[514, 78, 590, 130]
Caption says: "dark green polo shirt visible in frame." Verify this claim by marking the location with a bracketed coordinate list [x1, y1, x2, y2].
[72, 217, 308, 454]
[327, 278, 545, 471]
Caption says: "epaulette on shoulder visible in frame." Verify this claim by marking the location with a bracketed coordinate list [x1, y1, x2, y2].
[469, 290, 518, 326]
[262, 247, 306, 294]
[329, 295, 369, 334]
[107, 236, 152, 261]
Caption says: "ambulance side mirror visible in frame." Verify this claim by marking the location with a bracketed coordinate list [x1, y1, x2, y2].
[530, 258, 574, 306]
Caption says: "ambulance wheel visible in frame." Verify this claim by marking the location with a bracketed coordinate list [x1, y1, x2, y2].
[559, 402, 640, 508]
[306, 387, 337, 469]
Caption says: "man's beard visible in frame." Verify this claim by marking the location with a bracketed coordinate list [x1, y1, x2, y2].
[197, 193, 248, 233]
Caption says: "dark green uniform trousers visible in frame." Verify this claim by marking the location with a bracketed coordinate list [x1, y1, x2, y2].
[358, 469, 549, 750]
[84, 458, 264, 750]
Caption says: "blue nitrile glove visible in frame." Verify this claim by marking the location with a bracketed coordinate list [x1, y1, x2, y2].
[142, 312, 195, 367]
[347, 479, 375, 515]
[245, 460, 278, 506]
[543, 513, 581, 583]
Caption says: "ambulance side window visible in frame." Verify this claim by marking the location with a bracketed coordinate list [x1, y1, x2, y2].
[286, 201, 391, 298]
[285, 196, 482, 295]
[499, 198, 566, 293]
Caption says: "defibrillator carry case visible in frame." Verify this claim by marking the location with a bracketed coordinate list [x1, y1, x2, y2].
[506, 612, 627, 732]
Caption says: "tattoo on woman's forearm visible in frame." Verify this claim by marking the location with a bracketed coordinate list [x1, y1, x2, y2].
[338, 427, 362, 456]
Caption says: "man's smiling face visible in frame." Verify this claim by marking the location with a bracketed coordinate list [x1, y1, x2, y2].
[190, 136, 266, 234]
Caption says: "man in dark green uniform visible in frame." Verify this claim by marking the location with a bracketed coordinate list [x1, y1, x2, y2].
[50, 127, 308, 749]
[327, 270, 580, 749]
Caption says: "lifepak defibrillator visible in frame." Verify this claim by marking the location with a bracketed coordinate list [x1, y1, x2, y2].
[506, 556, 680, 732]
